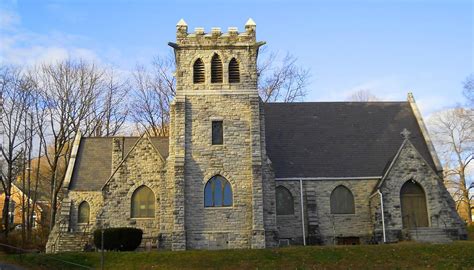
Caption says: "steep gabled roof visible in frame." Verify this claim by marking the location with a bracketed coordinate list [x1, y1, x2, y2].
[263, 102, 437, 178]
[69, 137, 169, 191]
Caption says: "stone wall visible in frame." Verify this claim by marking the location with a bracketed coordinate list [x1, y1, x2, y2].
[259, 101, 278, 248]
[101, 136, 166, 246]
[68, 191, 103, 232]
[181, 94, 255, 249]
[275, 181, 305, 245]
[276, 179, 379, 245]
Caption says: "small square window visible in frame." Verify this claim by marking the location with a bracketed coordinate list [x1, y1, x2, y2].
[212, 121, 223, 145]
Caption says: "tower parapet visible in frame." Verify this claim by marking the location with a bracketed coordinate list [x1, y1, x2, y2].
[173, 18, 258, 46]
[169, 18, 265, 93]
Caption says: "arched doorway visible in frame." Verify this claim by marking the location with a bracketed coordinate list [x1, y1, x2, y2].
[400, 181, 429, 229]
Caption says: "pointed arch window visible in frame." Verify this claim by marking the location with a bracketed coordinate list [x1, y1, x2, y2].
[330, 185, 355, 214]
[78, 201, 90, 224]
[131, 186, 155, 218]
[228, 58, 240, 83]
[193, 58, 205, 84]
[211, 54, 223, 83]
[204, 175, 232, 207]
[276, 186, 294, 215]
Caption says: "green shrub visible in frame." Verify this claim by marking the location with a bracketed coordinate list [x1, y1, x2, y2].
[93, 227, 143, 251]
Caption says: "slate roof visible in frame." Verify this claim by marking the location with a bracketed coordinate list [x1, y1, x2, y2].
[68, 101, 437, 190]
[69, 137, 169, 191]
[263, 102, 437, 178]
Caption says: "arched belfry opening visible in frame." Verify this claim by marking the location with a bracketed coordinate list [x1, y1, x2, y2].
[400, 180, 429, 229]
[228, 58, 240, 83]
[193, 58, 205, 84]
[211, 54, 223, 83]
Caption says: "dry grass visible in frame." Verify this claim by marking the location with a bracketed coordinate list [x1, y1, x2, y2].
[1, 241, 474, 270]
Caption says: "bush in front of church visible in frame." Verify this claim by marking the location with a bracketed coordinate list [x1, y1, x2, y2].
[93, 227, 143, 251]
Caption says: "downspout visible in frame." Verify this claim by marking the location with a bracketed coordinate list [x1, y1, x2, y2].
[299, 179, 306, 246]
[377, 189, 387, 243]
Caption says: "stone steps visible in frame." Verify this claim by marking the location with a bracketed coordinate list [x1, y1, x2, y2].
[56, 233, 90, 252]
[409, 228, 452, 243]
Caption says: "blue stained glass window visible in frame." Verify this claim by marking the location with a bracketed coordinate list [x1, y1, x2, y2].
[223, 182, 233, 206]
[204, 183, 213, 207]
[204, 175, 233, 207]
[214, 178, 223, 206]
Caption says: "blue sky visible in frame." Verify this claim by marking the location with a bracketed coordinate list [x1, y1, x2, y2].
[0, 0, 472, 116]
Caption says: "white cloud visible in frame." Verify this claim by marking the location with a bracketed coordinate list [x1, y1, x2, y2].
[0, 9, 103, 66]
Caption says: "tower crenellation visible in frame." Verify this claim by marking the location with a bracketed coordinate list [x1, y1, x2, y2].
[169, 18, 265, 93]
[173, 19, 257, 45]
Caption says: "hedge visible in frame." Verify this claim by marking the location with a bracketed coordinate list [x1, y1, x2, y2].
[93, 227, 143, 251]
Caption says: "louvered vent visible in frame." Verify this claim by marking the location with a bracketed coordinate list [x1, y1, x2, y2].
[228, 58, 240, 83]
[211, 54, 223, 83]
[193, 58, 205, 84]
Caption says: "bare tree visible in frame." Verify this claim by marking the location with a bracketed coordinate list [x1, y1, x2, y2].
[346, 89, 379, 102]
[87, 69, 130, 137]
[463, 74, 474, 106]
[428, 108, 473, 224]
[130, 56, 175, 137]
[33, 60, 104, 229]
[0, 66, 32, 238]
[257, 51, 310, 103]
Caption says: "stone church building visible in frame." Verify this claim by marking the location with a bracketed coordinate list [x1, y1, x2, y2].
[46, 19, 466, 253]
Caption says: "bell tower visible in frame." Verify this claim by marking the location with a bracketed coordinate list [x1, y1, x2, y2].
[167, 19, 272, 250]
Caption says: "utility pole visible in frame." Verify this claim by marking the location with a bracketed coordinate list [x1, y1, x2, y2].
[98, 218, 105, 270]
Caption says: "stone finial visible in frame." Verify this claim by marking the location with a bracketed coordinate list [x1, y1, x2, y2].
[176, 18, 188, 37]
[401, 128, 411, 140]
[245, 18, 256, 37]
[245, 18, 256, 27]
[407, 92, 415, 103]
[177, 18, 187, 27]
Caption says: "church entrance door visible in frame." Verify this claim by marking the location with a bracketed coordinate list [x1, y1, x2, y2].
[400, 181, 429, 229]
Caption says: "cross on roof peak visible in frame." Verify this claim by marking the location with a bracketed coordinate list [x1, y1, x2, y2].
[401, 128, 411, 139]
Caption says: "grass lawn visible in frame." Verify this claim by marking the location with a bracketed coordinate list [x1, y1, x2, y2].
[1, 241, 474, 270]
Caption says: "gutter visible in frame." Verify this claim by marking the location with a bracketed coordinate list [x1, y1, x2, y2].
[276, 176, 382, 181]
[370, 189, 387, 243]
[299, 179, 306, 246]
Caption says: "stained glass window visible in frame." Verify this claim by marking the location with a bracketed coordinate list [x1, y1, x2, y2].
[78, 201, 90, 223]
[212, 121, 223, 145]
[131, 186, 155, 218]
[276, 186, 294, 215]
[204, 175, 232, 207]
[330, 185, 355, 214]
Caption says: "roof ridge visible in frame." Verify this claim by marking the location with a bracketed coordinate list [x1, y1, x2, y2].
[82, 136, 170, 139]
[265, 101, 408, 105]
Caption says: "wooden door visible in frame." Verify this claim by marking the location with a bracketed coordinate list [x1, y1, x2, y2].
[400, 181, 429, 229]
